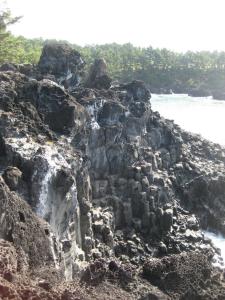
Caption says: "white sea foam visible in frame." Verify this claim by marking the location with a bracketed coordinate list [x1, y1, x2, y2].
[36, 145, 71, 218]
[204, 231, 225, 268]
[85, 99, 105, 129]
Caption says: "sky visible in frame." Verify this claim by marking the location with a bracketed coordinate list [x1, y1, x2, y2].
[5, 0, 225, 52]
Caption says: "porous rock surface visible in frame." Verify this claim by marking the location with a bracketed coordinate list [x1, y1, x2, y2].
[0, 41, 225, 299]
[85, 58, 112, 90]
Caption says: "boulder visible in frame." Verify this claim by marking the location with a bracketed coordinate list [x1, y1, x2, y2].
[38, 42, 84, 88]
[188, 88, 211, 97]
[212, 90, 225, 100]
[18, 63, 35, 77]
[0, 63, 18, 72]
[52, 168, 74, 196]
[97, 100, 126, 126]
[37, 79, 87, 133]
[85, 58, 112, 89]
[123, 80, 151, 102]
[2, 166, 22, 191]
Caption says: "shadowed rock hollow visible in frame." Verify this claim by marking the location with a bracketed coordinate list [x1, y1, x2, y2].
[0, 41, 225, 299]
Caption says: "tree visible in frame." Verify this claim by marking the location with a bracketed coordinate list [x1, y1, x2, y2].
[0, 1, 23, 63]
[0, 1, 21, 41]
[0, 3, 225, 92]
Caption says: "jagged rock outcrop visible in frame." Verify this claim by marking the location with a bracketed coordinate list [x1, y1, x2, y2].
[85, 58, 112, 90]
[38, 42, 85, 89]
[0, 177, 54, 267]
[1, 42, 225, 299]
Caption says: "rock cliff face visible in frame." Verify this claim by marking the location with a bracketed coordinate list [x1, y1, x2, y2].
[0, 42, 225, 299]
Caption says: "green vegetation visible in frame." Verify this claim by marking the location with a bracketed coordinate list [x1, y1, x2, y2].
[0, 1, 43, 64]
[0, 35, 43, 64]
[77, 44, 225, 92]
[0, 3, 21, 40]
[1, 37, 225, 92]
[1, 4, 225, 92]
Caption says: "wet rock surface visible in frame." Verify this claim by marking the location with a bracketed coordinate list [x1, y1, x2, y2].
[0, 42, 225, 299]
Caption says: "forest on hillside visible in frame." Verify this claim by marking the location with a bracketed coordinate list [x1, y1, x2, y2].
[1, 6, 225, 94]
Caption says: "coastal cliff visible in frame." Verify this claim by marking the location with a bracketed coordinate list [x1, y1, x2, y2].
[0, 42, 225, 299]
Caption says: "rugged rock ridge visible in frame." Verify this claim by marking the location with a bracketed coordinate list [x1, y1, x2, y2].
[0, 42, 225, 299]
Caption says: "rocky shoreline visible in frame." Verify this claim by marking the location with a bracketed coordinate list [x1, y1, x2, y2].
[150, 86, 225, 100]
[0, 42, 225, 299]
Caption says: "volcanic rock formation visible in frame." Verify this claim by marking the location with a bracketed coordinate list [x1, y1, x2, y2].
[85, 58, 112, 90]
[0, 42, 225, 299]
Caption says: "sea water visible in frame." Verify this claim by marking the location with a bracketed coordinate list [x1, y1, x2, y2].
[151, 94, 225, 146]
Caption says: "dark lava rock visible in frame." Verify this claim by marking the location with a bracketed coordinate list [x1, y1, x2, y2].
[161, 209, 173, 232]
[2, 166, 22, 191]
[18, 63, 35, 77]
[143, 250, 225, 299]
[188, 87, 212, 97]
[0, 176, 53, 267]
[37, 79, 87, 133]
[1, 43, 225, 299]
[123, 80, 151, 102]
[52, 168, 74, 196]
[150, 87, 173, 95]
[38, 42, 84, 88]
[184, 174, 225, 233]
[97, 100, 126, 126]
[212, 90, 225, 100]
[85, 58, 112, 89]
[0, 63, 18, 72]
